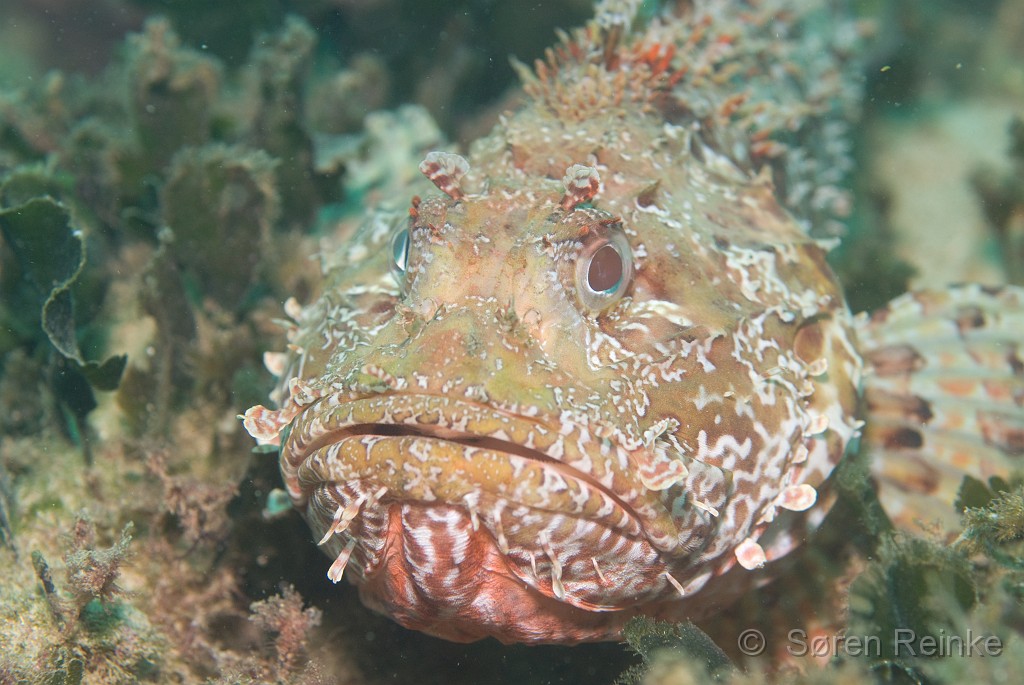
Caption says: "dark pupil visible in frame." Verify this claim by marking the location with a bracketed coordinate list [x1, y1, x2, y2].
[588, 244, 622, 292]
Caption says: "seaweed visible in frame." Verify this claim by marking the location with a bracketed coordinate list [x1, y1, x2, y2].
[249, 584, 323, 673]
[250, 17, 335, 228]
[125, 18, 220, 178]
[116, 229, 196, 436]
[616, 617, 735, 685]
[957, 480, 1024, 573]
[148, 451, 238, 548]
[0, 193, 126, 387]
[0, 167, 127, 451]
[1, 173, 108, 372]
[63, 513, 134, 617]
[846, 535, 977, 681]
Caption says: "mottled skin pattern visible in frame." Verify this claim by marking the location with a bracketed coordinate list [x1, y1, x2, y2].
[243, 2, 1021, 644]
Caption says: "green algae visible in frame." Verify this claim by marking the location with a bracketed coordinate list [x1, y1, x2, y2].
[0, 195, 126, 388]
[847, 535, 977, 679]
[617, 617, 735, 684]
[0, 8, 416, 677]
[0, 166, 127, 448]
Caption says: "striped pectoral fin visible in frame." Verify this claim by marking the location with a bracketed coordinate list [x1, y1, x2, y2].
[856, 285, 1024, 535]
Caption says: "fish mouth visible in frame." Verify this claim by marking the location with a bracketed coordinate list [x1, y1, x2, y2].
[280, 393, 645, 538]
[292, 419, 637, 509]
[277, 392, 676, 620]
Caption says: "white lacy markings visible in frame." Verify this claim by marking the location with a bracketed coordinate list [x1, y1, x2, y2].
[560, 164, 601, 210]
[317, 490, 376, 546]
[803, 413, 830, 437]
[284, 296, 304, 322]
[642, 417, 680, 446]
[361, 363, 406, 390]
[318, 504, 347, 546]
[287, 377, 322, 407]
[663, 571, 686, 597]
[690, 498, 720, 518]
[759, 481, 818, 525]
[734, 537, 767, 570]
[419, 151, 470, 200]
[540, 532, 566, 600]
[804, 357, 828, 377]
[791, 443, 809, 464]
[636, 418, 689, 490]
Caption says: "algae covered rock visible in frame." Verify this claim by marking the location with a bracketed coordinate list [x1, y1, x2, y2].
[126, 18, 220, 175]
[160, 144, 279, 311]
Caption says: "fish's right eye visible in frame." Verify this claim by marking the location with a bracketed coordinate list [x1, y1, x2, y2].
[391, 228, 410, 282]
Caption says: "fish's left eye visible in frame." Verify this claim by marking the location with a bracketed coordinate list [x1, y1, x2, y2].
[576, 231, 633, 311]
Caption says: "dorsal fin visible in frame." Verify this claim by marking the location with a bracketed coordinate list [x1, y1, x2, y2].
[503, 1, 863, 236]
[510, 7, 686, 122]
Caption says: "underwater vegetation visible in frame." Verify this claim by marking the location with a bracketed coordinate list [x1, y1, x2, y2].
[0, 5, 443, 682]
[0, 0, 1022, 683]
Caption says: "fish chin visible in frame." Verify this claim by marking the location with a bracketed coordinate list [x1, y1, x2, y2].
[307, 483, 631, 644]
[279, 393, 674, 642]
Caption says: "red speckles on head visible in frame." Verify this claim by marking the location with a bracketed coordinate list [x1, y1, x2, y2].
[634, 42, 675, 78]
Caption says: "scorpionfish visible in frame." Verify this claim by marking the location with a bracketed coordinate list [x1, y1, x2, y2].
[244, 0, 1024, 644]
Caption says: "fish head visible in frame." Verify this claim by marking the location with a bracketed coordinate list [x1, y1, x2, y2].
[265, 152, 863, 643]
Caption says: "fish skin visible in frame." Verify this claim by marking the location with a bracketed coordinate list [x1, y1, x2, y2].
[243, 2, 1018, 644]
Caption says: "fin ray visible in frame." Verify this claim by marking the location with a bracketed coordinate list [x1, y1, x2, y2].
[857, 285, 1024, 534]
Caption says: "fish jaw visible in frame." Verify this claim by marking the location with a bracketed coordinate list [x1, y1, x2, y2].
[281, 392, 677, 643]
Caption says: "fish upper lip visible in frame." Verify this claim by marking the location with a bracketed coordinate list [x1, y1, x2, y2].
[280, 392, 645, 533]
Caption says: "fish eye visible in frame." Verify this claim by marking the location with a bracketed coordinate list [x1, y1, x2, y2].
[576, 231, 633, 311]
[391, 227, 410, 282]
